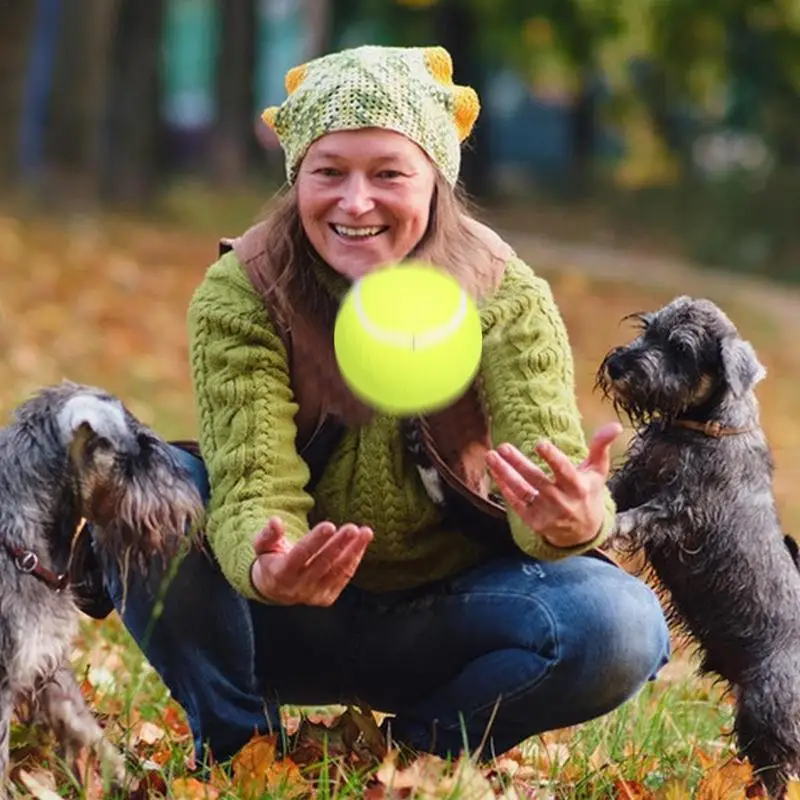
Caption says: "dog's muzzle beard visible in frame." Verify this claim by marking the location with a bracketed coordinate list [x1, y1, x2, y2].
[597, 349, 712, 427]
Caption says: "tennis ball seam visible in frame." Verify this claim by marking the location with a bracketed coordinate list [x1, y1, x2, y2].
[352, 280, 469, 350]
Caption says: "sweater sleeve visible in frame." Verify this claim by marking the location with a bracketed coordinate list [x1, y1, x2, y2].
[479, 258, 616, 559]
[187, 253, 313, 599]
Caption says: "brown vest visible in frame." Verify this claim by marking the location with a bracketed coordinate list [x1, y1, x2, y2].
[222, 224, 507, 513]
[209, 223, 615, 563]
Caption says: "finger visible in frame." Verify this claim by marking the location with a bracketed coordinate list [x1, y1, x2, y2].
[303, 523, 360, 568]
[253, 517, 286, 555]
[310, 528, 374, 597]
[532, 440, 584, 493]
[492, 445, 555, 492]
[486, 451, 542, 508]
[281, 521, 338, 570]
[581, 422, 624, 476]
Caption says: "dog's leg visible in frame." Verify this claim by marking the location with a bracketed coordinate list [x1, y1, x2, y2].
[735, 674, 800, 799]
[34, 666, 126, 790]
[0, 679, 11, 800]
[612, 502, 668, 547]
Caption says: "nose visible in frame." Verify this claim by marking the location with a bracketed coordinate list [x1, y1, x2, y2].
[338, 174, 375, 217]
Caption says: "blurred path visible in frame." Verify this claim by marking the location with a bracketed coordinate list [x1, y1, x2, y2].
[499, 228, 800, 332]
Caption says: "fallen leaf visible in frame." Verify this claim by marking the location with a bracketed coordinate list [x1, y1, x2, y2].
[169, 776, 221, 799]
[695, 757, 754, 799]
[129, 769, 169, 800]
[786, 780, 800, 799]
[130, 719, 167, 747]
[372, 751, 502, 799]
[16, 768, 62, 800]
[231, 733, 310, 799]
[614, 778, 655, 799]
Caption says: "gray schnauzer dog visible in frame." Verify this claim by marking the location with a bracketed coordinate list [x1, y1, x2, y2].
[0, 381, 203, 796]
[596, 295, 800, 797]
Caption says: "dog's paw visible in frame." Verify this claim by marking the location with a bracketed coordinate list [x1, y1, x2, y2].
[612, 509, 640, 544]
[100, 739, 128, 786]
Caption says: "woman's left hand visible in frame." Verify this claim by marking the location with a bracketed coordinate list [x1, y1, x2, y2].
[486, 422, 623, 548]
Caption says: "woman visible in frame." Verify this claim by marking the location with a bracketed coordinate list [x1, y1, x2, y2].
[102, 44, 670, 767]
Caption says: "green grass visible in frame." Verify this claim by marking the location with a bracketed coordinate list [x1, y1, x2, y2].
[9, 607, 734, 798]
[3, 207, 795, 797]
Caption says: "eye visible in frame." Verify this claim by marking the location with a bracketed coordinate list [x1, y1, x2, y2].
[314, 167, 341, 177]
[377, 169, 404, 180]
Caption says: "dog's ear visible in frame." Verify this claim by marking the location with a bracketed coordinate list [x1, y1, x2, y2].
[57, 394, 128, 444]
[720, 336, 766, 397]
[67, 420, 106, 466]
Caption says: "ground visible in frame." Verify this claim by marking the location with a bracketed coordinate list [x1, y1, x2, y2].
[1, 207, 799, 798]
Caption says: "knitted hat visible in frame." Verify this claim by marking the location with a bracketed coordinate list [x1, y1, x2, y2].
[261, 44, 480, 186]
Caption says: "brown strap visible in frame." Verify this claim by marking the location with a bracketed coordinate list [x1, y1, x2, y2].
[215, 235, 619, 569]
[671, 419, 754, 437]
[5, 544, 68, 592]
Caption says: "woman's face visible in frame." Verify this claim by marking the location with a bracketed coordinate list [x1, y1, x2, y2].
[296, 128, 437, 281]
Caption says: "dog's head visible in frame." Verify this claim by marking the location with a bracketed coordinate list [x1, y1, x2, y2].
[596, 296, 766, 424]
[17, 381, 204, 569]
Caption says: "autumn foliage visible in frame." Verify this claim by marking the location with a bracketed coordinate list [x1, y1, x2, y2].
[2, 211, 800, 797]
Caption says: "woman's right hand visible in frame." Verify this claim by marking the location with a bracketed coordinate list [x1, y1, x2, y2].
[250, 517, 374, 606]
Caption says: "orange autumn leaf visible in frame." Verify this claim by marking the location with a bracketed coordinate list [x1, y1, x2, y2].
[169, 776, 221, 799]
[231, 734, 310, 799]
[695, 757, 755, 799]
[786, 780, 800, 799]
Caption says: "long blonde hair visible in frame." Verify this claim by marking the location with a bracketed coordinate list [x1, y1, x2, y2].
[245, 172, 499, 334]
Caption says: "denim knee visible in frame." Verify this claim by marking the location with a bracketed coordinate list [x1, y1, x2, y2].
[558, 569, 670, 713]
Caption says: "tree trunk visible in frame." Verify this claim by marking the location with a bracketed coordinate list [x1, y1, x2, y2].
[102, 0, 166, 207]
[0, 1, 39, 186]
[566, 68, 596, 197]
[304, 0, 331, 57]
[210, 0, 255, 186]
[433, 0, 491, 198]
[43, 0, 119, 206]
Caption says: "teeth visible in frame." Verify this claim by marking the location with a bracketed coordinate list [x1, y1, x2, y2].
[334, 225, 385, 238]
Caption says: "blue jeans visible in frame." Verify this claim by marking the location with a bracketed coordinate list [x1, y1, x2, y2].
[101, 446, 670, 764]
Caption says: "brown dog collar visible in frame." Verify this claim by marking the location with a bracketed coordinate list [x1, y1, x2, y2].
[671, 419, 754, 437]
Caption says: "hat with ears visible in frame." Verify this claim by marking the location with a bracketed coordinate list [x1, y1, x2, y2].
[261, 44, 480, 186]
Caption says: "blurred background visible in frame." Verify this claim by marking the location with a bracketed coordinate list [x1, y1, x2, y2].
[2, 0, 799, 273]
[1, 0, 799, 525]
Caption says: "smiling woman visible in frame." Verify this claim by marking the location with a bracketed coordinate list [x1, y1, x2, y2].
[297, 130, 435, 280]
[90, 43, 671, 771]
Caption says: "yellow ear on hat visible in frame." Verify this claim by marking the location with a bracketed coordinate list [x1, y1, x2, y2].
[261, 106, 278, 131]
[423, 46, 479, 142]
[423, 46, 454, 86]
[285, 63, 308, 94]
[453, 86, 480, 142]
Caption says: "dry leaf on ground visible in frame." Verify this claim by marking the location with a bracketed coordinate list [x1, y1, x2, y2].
[169, 776, 221, 799]
[695, 757, 755, 799]
[15, 768, 61, 800]
[231, 733, 310, 799]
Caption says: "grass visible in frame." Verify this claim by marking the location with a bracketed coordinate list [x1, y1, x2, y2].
[2, 199, 800, 797]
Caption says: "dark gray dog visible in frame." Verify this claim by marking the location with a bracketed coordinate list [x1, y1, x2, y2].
[596, 295, 800, 798]
[0, 382, 203, 797]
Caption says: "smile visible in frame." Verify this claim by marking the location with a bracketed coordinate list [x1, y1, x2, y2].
[330, 224, 389, 240]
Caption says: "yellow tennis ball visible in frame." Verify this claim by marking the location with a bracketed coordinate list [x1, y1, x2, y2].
[334, 261, 483, 415]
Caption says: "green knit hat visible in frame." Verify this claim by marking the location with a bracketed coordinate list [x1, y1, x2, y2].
[261, 44, 480, 186]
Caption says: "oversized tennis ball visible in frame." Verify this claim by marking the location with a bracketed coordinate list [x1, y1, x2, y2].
[334, 261, 483, 415]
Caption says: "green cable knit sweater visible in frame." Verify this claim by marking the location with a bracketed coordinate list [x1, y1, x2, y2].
[187, 251, 616, 600]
